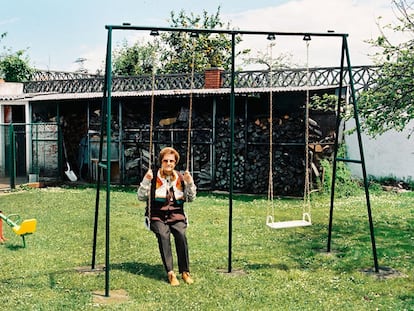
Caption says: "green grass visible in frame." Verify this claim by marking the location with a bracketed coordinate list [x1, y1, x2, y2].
[1, 186, 413, 310]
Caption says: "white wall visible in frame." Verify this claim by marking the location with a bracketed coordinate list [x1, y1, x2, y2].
[345, 119, 414, 181]
[0, 82, 23, 95]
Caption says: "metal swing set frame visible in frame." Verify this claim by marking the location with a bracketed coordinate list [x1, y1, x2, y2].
[91, 24, 379, 297]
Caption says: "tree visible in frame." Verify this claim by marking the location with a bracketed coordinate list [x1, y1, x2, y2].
[112, 39, 159, 76]
[0, 32, 33, 82]
[358, 0, 414, 137]
[111, 7, 247, 75]
[242, 42, 294, 71]
[159, 7, 242, 73]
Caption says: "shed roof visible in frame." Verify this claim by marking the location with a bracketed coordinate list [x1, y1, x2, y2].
[2, 85, 338, 102]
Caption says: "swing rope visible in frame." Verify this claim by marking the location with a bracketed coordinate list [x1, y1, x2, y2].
[267, 40, 275, 224]
[144, 44, 157, 230]
[266, 35, 312, 229]
[302, 37, 312, 223]
[184, 34, 197, 227]
[145, 34, 196, 229]
[149, 56, 156, 170]
[186, 36, 196, 172]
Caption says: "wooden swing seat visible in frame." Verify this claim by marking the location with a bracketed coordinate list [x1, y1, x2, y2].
[266, 214, 311, 229]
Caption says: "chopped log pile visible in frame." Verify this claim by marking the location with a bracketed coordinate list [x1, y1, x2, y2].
[214, 108, 335, 196]
[308, 111, 336, 191]
[78, 98, 336, 196]
[121, 108, 213, 189]
[30, 94, 335, 192]
[214, 112, 308, 196]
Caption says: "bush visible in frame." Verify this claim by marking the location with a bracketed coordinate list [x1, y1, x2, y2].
[0, 50, 33, 82]
[318, 144, 363, 197]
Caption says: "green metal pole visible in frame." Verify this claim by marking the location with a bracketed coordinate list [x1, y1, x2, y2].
[327, 38, 346, 252]
[9, 123, 16, 189]
[57, 105, 62, 180]
[92, 25, 113, 297]
[104, 26, 113, 297]
[327, 35, 379, 273]
[0, 212, 19, 228]
[343, 36, 379, 273]
[91, 96, 107, 270]
[35, 123, 39, 176]
[228, 32, 236, 273]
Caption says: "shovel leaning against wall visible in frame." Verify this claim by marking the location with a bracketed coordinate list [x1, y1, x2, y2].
[63, 137, 77, 182]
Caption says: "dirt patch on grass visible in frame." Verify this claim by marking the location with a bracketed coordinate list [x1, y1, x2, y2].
[217, 268, 247, 276]
[75, 265, 105, 275]
[92, 289, 130, 305]
[361, 266, 408, 279]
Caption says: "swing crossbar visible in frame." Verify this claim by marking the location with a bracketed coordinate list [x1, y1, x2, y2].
[266, 214, 311, 229]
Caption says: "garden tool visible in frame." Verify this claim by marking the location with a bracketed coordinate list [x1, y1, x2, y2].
[63, 136, 78, 182]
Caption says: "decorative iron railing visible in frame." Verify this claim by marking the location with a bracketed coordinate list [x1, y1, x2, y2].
[222, 66, 378, 92]
[23, 73, 205, 94]
[29, 70, 101, 81]
[23, 66, 379, 94]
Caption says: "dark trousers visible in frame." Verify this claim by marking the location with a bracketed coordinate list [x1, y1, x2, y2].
[150, 220, 190, 274]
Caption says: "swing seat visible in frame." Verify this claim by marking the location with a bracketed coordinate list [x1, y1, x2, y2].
[266, 213, 311, 229]
[12, 219, 37, 236]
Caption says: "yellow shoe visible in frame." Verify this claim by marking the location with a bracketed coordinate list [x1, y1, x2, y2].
[168, 271, 179, 286]
[182, 272, 194, 284]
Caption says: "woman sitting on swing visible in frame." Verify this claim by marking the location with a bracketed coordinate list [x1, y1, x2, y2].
[137, 147, 197, 286]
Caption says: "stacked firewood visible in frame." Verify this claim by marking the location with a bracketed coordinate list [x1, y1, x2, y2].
[214, 112, 307, 196]
[308, 111, 336, 190]
[119, 105, 335, 196]
[214, 116, 245, 191]
[122, 110, 213, 189]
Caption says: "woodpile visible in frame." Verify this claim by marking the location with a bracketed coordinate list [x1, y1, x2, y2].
[110, 101, 336, 196]
[308, 111, 336, 190]
[214, 112, 308, 196]
[121, 109, 213, 189]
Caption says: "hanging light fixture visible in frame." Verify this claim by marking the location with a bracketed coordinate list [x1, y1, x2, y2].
[150, 29, 160, 36]
[303, 34, 311, 41]
[190, 31, 199, 38]
[267, 33, 276, 41]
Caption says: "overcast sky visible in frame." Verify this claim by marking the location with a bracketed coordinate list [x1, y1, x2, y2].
[0, 0, 400, 72]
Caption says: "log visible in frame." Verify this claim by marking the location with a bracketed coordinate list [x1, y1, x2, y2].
[118, 101, 337, 196]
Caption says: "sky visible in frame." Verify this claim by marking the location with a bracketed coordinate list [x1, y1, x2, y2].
[0, 0, 401, 73]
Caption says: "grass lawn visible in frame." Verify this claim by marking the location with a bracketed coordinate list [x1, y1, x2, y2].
[0, 185, 413, 310]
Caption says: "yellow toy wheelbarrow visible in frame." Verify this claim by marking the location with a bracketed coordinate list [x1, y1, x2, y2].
[0, 211, 37, 248]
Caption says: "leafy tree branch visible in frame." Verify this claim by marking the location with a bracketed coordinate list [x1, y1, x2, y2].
[358, 0, 414, 137]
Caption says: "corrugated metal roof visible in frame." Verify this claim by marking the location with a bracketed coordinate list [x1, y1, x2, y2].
[0, 95, 32, 101]
[1, 85, 338, 102]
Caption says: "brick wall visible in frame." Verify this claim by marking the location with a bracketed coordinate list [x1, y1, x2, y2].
[204, 68, 223, 89]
